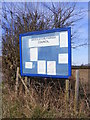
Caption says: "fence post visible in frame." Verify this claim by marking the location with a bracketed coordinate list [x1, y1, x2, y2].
[15, 67, 19, 96]
[25, 77, 27, 96]
[27, 78, 30, 88]
[66, 79, 69, 104]
[75, 70, 79, 112]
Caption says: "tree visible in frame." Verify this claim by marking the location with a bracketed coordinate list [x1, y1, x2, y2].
[42, 2, 87, 45]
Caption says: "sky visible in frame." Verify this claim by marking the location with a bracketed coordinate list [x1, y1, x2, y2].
[0, 2, 88, 65]
[72, 2, 88, 65]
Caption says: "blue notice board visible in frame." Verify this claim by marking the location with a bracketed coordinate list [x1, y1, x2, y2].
[19, 27, 71, 78]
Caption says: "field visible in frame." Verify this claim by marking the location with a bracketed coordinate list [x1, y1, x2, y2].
[72, 68, 90, 94]
[0, 56, 2, 83]
[72, 68, 89, 83]
[2, 66, 90, 118]
[0, 56, 2, 72]
[0, 56, 2, 119]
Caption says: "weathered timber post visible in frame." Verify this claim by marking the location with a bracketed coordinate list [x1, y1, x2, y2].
[25, 77, 28, 96]
[15, 67, 19, 96]
[75, 70, 79, 112]
[18, 74, 29, 93]
[27, 78, 30, 88]
[65, 79, 69, 104]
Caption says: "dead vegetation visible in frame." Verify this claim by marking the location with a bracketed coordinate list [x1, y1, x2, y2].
[2, 77, 90, 118]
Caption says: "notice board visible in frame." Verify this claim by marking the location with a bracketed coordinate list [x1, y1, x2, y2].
[19, 27, 71, 78]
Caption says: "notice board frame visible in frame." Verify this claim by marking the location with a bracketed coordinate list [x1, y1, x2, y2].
[19, 27, 71, 79]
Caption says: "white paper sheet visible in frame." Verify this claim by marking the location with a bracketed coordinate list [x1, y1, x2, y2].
[58, 54, 68, 64]
[37, 60, 46, 74]
[30, 48, 38, 61]
[47, 61, 56, 75]
[29, 35, 59, 48]
[25, 62, 32, 69]
[60, 31, 68, 47]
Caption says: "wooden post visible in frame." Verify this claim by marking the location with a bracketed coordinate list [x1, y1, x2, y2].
[18, 74, 29, 93]
[25, 77, 27, 96]
[28, 78, 30, 87]
[66, 80, 69, 104]
[15, 67, 19, 96]
[27, 78, 30, 88]
[88, 69, 90, 94]
[75, 70, 79, 112]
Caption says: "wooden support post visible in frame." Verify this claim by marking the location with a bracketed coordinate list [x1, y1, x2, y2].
[25, 77, 27, 96]
[75, 70, 79, 112]
[18, 74, 29, 93]
[65, 80, 69, 104]
[28, 78, 30, 87]
[27, 78, 30, 88]
[88, 69, 90, 94]
[15, 67, 19, 96]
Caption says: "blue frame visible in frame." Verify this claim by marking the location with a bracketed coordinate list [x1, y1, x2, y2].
[19, 27, 71, 79]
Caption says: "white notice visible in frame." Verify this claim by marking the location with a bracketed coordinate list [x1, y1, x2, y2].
[37, 60, 46, 74]
[29, 35, 59, 48]
[25, 62, 32, 69]
[58, 54, 68, 64]
[60, 31, 68, 47]
[47, 61, 56, 75]
[30, 48, 38, 61]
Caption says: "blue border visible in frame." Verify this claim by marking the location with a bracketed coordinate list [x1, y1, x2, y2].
[19, 27, 71, 79]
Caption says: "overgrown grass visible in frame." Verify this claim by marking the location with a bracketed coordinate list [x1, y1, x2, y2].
[2, 79, 90, 118]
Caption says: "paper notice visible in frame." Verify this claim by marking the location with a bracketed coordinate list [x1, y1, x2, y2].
[25, 62, 32, 69]
[29, 35, 59, 48]
[58, 54, 68, 64]
[47, 61, 56, 75]
[37, 60, 46, 74]
[30, 48, 38, 61]
[60, 31, 68, 47]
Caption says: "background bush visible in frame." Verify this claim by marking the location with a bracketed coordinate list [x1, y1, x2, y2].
[2, 2, 84, 86]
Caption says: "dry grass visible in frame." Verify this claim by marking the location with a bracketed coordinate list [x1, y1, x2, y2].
[2, 78, 90, 118]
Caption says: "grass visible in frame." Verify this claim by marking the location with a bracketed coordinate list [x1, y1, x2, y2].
[2, 79, 90, 118]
